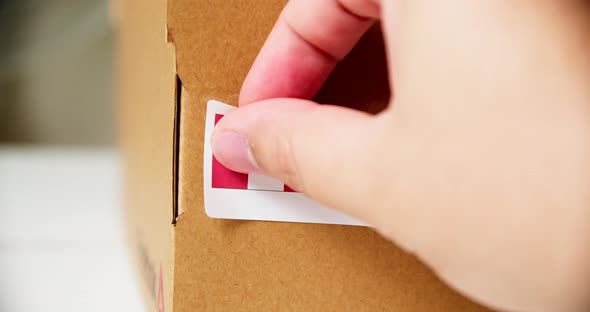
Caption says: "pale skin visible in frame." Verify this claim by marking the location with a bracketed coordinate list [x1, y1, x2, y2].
[211, 1, 590, 311]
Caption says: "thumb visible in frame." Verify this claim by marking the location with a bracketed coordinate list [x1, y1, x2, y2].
[211, 98, 394, 222]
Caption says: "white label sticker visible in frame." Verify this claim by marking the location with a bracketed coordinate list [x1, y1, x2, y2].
[203, 100, 367, 226]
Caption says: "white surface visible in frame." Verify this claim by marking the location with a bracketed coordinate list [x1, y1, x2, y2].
[248, 174, 284, 191]
[0, 147, 145, 312]
[204, 100, 367, 226]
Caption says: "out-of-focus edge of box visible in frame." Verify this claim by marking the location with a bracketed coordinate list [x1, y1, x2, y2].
[116, 0, 178, 311]
[118, 0, 493, 311]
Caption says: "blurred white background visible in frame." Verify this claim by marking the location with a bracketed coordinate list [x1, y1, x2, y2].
[0, 1, 144, 311]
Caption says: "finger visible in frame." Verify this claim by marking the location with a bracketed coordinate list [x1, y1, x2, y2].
[239, 0, 380, 105]
[211, 98, 395, 222]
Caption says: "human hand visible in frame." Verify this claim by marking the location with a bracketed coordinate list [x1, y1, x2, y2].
[211, 1, 590, 311]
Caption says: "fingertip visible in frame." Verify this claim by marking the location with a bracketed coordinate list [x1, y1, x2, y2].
[238, 85, 255, 107]
[211, 129, 262, 174]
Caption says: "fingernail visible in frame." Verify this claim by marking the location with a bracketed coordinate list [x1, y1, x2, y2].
[211, 130, 260, 173]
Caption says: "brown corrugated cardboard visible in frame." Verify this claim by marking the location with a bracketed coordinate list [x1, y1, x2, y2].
[118, 0, 492, 311]
[116, 0, 176, 311]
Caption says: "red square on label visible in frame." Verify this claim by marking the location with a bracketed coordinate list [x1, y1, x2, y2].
[212, 114, 249, 189]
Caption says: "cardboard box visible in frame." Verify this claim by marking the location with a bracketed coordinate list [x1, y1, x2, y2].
[117, 0, 491, 311]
